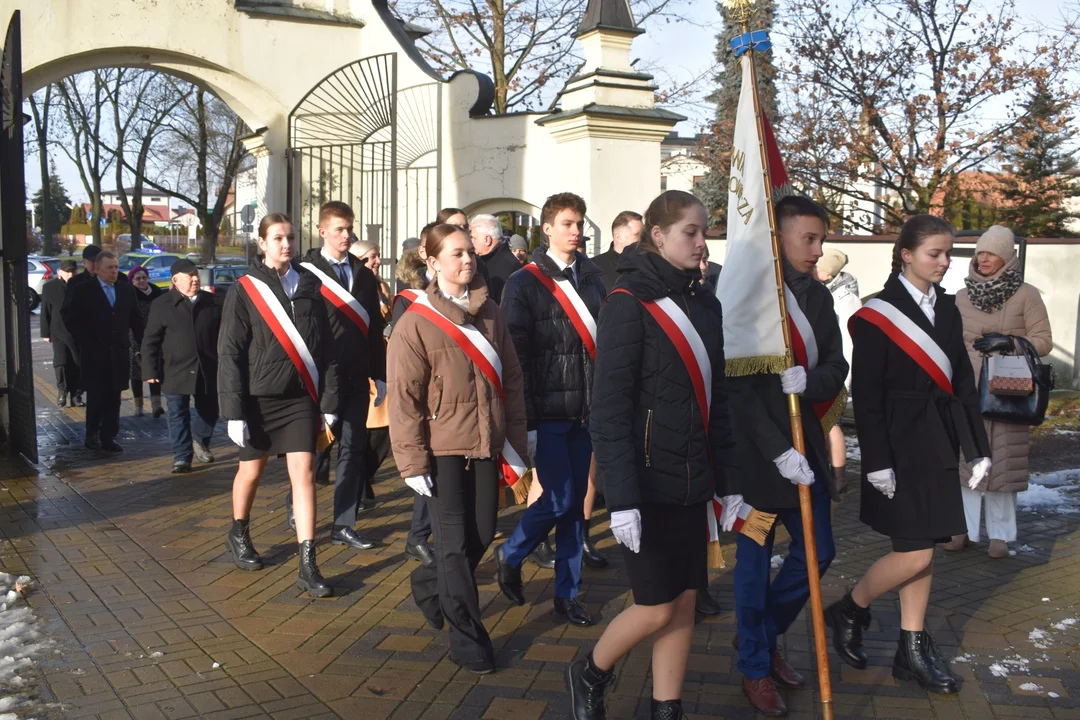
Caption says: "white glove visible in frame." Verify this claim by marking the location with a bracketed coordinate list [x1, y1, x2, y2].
[323, 413, 337, 430]
[404, 474, 433, 497]
[374, 379, 387, 407]
[227, 420, 249, 448]
[720, 494, 744, 533]
[527, 430, 537, 461]
[780, 366, 808, 395]
[773, 447, 815, 486]
[609, 509, 642, 554]
[968, 457, 992, 490]
[867, 468, 896, 499]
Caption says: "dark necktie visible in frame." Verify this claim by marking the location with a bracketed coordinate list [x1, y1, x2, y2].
[562, 267, 577, 289]
[334, 262, 349, 288]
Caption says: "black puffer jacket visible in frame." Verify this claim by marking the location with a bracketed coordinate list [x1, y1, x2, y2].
[501, 246, 605, 429]
[591, 247, 737, 511]
[217, 261, 341, 420]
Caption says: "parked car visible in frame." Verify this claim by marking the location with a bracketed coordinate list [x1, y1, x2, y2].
[117, 252, 186, 288]
[116, 234, 153, 253]
[198, 265, 248, 297]
[27, 254, 60, 310]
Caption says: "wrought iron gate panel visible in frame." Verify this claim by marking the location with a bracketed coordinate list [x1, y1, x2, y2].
[288, 53, 441, 279]
[0, 11, 37, 462]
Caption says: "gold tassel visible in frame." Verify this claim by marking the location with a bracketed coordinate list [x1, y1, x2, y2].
[316, 426, 334, 453]
[707, 540, 726, 569]
[740, 508, 778, 546]
[725, 355, 789, 377]
[819, 387, 849, 436]
[508, 470, 532, 506]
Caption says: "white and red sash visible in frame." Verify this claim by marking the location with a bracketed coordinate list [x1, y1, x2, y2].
[523, 263, 598, 360]
[237, 274, 320, 404]
[404, 292, 527, 490]
[851, 298, 953, 394]
[300, 261, 370, 338]
[785, 285, 846, 429]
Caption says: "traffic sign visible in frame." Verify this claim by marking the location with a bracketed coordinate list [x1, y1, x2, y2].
[241, 204, 255, 224]
[242, 224, 254, 233]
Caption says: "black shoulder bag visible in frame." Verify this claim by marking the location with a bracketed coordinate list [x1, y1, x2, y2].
[979, 336, 1055, 426]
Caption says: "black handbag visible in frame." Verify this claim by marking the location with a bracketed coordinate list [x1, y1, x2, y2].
[979, 336, 1055, 426]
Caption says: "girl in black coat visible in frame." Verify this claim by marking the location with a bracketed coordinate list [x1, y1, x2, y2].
[566, 191, 737, 720]
[129, 266, 164, 417]
[825, 215, 991, 694]
[218, 213, 342, 598]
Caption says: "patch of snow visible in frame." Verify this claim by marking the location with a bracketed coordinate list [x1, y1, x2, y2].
[987, 654, 1031, 678]
[1018, 544, 1036, 553]
[989, 663, 1009, 677]
[770, 555, 784, 569]
[952, 653, 972, 663]
[1053, 618, 1077, 631]
[211, 662, 220, 669]
[0, 573, 49, 715]
[1019, 469, 1080, 514]
[1029, 628, 1049, 649]
[149, 651, 163, 658]
[1050, 692, 1060, 698]
[1019, 682, 1042, 692]
[1043, 598, 1051, 602]
[844, 436, 861, 462]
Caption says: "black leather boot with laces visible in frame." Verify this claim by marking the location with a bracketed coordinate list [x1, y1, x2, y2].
[297, 540, 332, 598]
[651, 698, 686, 719]
[825, 591, 871, 669]
[565, 652, 614, 720]
[226, 519, 263, 571]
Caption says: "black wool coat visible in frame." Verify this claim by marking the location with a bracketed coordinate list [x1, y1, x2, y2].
[591, 247, 737, 512]
[477, 240, 523, 304]
[726, 276, 849, 510]
[141, 288, 222, 397]
[590, 244, 624, 294]
[61, 277, 143, 393]
[217, 261, 342, 421]
[501, 246, 606, 430]
[40, 278, 75, 347]
[301, 247, 387, 394]
[853, 274, 990, 540]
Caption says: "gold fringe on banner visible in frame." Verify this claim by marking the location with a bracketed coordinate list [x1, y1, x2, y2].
[819, 387, 849, 437]
[707, 540, 726, 569]
[725, 355, 789, 377]
[740, 508, 778, 546]
[506, 469, 532, 506]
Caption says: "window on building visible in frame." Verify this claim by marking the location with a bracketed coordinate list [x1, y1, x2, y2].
[660, 176, 668, 191]
[150, 197, 162, 203]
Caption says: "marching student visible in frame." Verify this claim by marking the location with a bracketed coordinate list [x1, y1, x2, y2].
[280, 201, 386, 551]
[494, 192, 606, 628]
[724, 196, 847, 717]
[826, 214, 991, 694]
[218, 213, 342, 598]
[566, 190, 736, 720]
[388, 223, 527, 674]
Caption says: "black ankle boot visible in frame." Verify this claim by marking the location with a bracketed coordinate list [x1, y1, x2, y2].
[565, 651, 614, 720]
[651, 698, 685, 720]
[582, 518, 608, 569]
[921, 630, 956, 679]
[297, 540, 332, 598]
[892, 629, 956, 693]
[225, 519, 263, 570]
[825, 591, 871, 669]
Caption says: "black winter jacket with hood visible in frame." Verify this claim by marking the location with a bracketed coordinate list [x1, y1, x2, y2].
[590, 246, 738, 511]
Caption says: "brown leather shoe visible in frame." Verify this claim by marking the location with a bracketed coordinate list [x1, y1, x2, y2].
[770, 649, 805, 689]
[742, 676, 788, 717]
[988, 539, 1009, 558]
[943, 534, 969, 552]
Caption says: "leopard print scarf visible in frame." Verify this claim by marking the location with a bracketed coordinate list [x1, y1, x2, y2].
[965, 257, 1023, 313]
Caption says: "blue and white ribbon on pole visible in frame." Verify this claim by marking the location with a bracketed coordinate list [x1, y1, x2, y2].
[730, 30, 771, 57]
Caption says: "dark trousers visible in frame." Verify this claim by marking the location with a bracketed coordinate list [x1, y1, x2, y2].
[734, 481, 836, 680]
[85, 389, 122, 443]
[408, 495, 431, 546]
[502, 421, 592, 598]
[411, 456, 498, 667]
[289, 392, 370, 527]
[52, 341, 80, 396]
[165, 392, 218, 463]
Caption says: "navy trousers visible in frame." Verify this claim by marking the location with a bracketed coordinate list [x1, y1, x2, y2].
[734, 480, 836, 680]
[502, 421, 592, 598]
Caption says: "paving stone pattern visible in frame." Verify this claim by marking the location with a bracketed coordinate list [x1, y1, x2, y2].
[4, 327, 1080, 718]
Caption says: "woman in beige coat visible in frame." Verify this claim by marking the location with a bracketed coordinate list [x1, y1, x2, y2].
[946, 226, 1052, 558]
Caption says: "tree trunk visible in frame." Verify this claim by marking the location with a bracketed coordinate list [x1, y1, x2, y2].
[29, 89, 55, 254]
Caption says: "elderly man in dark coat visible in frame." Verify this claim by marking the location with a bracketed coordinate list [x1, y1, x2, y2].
[141, 259, 223, 473]
[62, 251, 143, 453]
[41, 259, 83, 407]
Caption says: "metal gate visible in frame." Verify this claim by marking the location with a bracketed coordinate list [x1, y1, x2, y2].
[287, 53, 441, 280]
[0, 11, 37, 462]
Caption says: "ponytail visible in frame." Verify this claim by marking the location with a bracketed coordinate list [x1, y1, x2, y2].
[891, 214, 954, 275]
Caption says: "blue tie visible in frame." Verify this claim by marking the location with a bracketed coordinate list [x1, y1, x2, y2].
[335, 262, 349, 288]
[104, 284, 115, 307]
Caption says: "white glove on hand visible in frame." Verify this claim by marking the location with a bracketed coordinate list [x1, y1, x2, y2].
[227, 420, 249, 448]
[773, 447, 815, 486]
[527, 430, 537, 461]
[720, 494, 744, 533]
[609, 509, 642, 554]
[968, 457, 992, 490]
[867, 468, 896, 499]
[780, 366, 808, 395]
[322, 413, 337, 430]
[404, 474, 433, 497]
[374, 379, 387, 407]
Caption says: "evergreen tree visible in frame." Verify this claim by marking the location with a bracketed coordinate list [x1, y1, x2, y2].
[694, 0, 779, 227]
[998, 83, 1080, 238]
[31, 170, 72, 242]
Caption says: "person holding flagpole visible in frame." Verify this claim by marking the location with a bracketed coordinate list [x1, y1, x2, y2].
[218, 213, 342, 598]
[565, 190, 736, 720]
[387, 223, 528, 675]
[826, 215, 991, 694]
[493, 192, 606, 628]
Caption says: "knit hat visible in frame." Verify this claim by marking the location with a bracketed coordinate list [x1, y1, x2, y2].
[509, 234, 527, 251]
[975, 225, 1016, 261]
[817, 247, 848, 278]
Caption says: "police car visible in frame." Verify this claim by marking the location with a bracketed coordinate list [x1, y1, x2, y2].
[117, 250, 186, 288]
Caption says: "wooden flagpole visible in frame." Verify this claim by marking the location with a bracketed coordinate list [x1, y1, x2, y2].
[731, 2, 834, 716]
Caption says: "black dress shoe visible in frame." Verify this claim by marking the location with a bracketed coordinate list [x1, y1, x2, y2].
[495, 544, 526, 606]
[56, 391, 67, 407]
[452, 655, 495, 675]
[527, 538, 556, 569]
[357, 499, 377, 513]
[405, 542, 436, 567]
[226, 519, 263, 571]
[825, 592, 871, 670]
[100, 440, 123, 454]
[555, 597, 595, 627]
[582, 526, 608, 569]
[565, 653, 614, 720]
[696, 590, 723, 616]
[84, 436, 101, 452]
[171, 460, 192, 474]
[893, 629, 956, 693]
[193, 441, 214, 464]
[331, 526, 376, 550]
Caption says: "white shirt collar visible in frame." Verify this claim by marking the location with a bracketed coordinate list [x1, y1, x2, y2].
[549, 253, 575, 271]
[321, 248, 350, 267]
[438, 286, 470, 311]
[279, 265, 300, 299]
[898, 273, 936, 323]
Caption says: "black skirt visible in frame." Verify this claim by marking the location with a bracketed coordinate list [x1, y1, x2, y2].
[239, 393, 319, 461]
[622, 502, 708, 606]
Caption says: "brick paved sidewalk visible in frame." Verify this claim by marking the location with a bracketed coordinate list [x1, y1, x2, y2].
[4, 328, 1080, 719]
